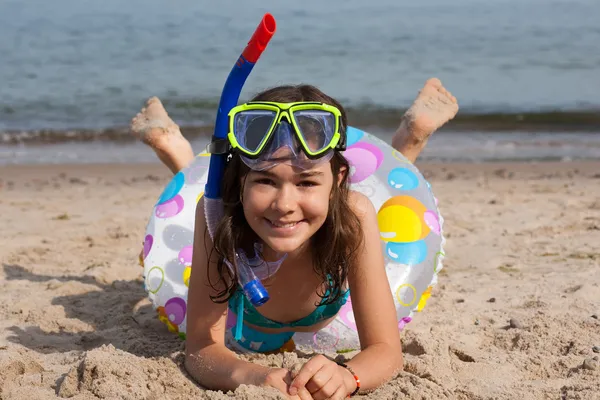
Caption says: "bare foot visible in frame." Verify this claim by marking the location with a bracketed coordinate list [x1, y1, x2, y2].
[392, 78, 459, 163]
[130, 97, 195, 174]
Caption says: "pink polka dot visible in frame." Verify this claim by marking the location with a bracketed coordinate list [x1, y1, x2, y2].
[178, 245, 193, 265]
[424, 210, 440, 235]
[312, 326, 340, 352]
[344, 142, 384, 183]
[338, 297, 357, 331]
[143, 235, 153, 259]
[155, 195, 185, 219]
[398, 317, 412, 331]
[164, 297, 187, 325]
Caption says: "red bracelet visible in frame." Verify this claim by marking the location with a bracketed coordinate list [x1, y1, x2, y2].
[336, 361, 360, 397]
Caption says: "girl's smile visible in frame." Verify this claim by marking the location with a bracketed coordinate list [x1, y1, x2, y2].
[242, 162, 334, 255]
[263, 218, 307, 235]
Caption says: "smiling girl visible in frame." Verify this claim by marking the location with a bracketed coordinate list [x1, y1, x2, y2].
[131, 80, 457, 399]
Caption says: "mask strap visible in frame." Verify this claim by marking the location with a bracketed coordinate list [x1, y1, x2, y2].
[206, 138, 230, 155]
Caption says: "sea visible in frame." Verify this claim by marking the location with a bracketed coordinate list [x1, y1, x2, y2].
[1, 0, 599, 164]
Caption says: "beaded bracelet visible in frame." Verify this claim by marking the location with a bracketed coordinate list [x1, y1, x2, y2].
[336, 361, 360, 397]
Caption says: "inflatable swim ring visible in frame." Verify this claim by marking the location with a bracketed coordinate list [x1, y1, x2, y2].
[141, 127, 445, 352]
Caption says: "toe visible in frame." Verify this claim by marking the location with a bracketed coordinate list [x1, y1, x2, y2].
[425, 77, 442, 89]
[437, 93, 453, 105]
[147, 97, 166, 110]
[438, 85, 453, 98]
[438, 86, 458, 105]
[146, 96, 160, 106]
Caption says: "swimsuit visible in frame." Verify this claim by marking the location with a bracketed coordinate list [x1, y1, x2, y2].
[226, 285, 349, 352]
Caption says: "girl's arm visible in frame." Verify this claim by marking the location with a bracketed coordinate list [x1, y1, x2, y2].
[289, 192, 403, 397]
[342, 191, 404, 391]
[183, 199, 285, 392]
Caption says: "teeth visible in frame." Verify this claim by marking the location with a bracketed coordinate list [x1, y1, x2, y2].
[271, 221, 298, 228]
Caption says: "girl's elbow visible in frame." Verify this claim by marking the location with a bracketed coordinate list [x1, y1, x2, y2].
[184, 346, 212, 386]
[184, 351, 202, 378]
[395, 351, 404, 372]
[388, 342, 404, 373]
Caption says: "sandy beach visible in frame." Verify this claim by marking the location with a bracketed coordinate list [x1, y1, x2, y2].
[1, 160, 599, 400]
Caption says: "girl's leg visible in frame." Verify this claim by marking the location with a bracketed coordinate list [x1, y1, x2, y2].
[131, 79, 458, 175]
[392, 78, 459, 163]
[130, 97, 195, 175]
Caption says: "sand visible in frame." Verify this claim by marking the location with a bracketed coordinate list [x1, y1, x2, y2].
[1, 161, 599, 400]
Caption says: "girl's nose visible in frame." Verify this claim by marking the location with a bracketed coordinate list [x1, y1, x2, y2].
[272, 184, 296, 214]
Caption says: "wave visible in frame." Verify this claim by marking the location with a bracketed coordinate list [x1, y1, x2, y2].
[1, 107, 599, 145]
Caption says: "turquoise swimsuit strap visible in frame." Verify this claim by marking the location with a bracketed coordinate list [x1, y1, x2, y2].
[234, 293, 244, 341]
[228, 286, 349, 330]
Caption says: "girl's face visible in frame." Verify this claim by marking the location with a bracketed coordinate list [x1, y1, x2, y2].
[241, 161, 334, 256]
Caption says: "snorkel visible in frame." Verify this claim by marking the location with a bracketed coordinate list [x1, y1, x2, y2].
[204, 14, 279, 309]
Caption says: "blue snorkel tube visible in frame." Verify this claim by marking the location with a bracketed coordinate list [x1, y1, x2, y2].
[204, 14, 277, 308]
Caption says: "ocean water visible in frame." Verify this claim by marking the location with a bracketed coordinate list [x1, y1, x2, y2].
[1, 0, 599, 163]
[2, 131, 600, 166]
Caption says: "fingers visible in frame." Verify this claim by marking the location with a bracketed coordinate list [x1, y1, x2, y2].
[309, 369, 344, 400]
[288, 355, 349, 399]
[331, 385, 348, 400]
[305, 363, 335, 393]
[289, 355, 327, 394]
[311, 382, 342, 400]
[264, 368, 294, 396]
[265, 376, 290, 395]
[295, 386, 314, 400]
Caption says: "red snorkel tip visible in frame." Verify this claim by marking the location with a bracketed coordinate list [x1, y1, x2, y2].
[242, 13, 276, 63]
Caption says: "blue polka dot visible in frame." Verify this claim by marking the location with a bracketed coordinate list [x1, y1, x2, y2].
[157, 172, 185, 205]
[387, 168, 419, 191]
[346, 126, 364, 147]
[386, 240, 428, 265]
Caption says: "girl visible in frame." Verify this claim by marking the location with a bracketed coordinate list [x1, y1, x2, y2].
[132, 80, 458, 399]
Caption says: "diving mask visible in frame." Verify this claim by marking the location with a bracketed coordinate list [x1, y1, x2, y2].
[208, 101, 346, 170]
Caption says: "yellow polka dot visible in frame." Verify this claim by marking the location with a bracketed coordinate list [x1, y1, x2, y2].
[395, 283, 417, 307]
[417, 286, 432, 312]
[158, 314, 179, 332]
[377, 196, 430, 242]
[183, 266, 191, 287]
[378, 206, 422, 242]
[196, 191, 204, 204]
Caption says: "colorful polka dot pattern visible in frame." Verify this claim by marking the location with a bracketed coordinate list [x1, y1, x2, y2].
[388, 168, 419, 191]
[142, 154, 211, 334]
[142, 131, 445, 352]
[336, 128, 444, 337]
[344, 141, 384, 183]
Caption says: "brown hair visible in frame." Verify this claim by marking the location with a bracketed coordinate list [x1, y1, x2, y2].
[208, 84, 364, 305]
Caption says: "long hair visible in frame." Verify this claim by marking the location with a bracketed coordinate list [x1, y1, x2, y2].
[207, 84, 364, 305]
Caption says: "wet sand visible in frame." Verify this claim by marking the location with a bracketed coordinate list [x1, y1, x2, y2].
[1, 161, 599, 399]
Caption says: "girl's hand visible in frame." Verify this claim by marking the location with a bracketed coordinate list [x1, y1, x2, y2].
[262, 368, 303, 399]
[288, 355, 355, 400]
